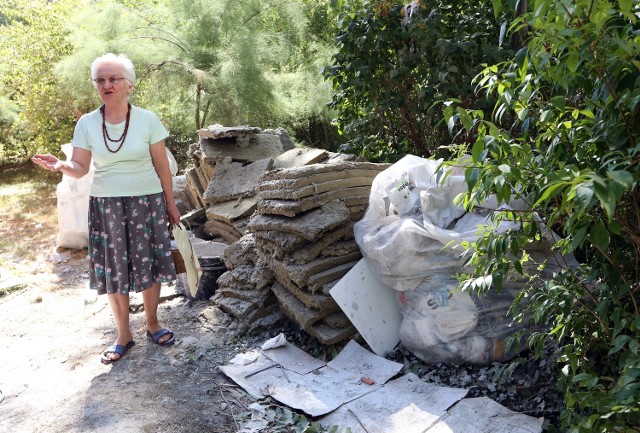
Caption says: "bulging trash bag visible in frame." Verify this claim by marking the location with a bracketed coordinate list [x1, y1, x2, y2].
[354, 154, 553, 364]
[397, 277, 528, 364]
[56, 144, 94, 249]
[354, 154, 521, 292]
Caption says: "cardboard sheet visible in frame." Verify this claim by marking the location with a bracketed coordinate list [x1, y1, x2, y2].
[320, 373, 469, 433]
[220, 340, 402, 417]
[330, 258, 402, 356]
[427, 397, 543, 433]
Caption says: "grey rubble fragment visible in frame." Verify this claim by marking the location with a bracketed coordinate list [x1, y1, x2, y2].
[272, 147, 329, 170]
[270, 251, 362, 288]
[258, 168, 384, 193]
[254, 224, 353, 262]
[258, 187, 371, 217]
[203, 158, 273, 205]
[248, 200, 350, 241]
[200, 134, 289, 163]
[269, 262, 338, 310]
[271, 283, 338, 328]
[307, 260, 359, 294]
[196, 124, 262, 141]
[260, 162, 390, 182]
[203, 220, 242, 243]
[272, 283, 355, 345]
[260, 176, 380, 200]
[222, 234, 258, 269]
[205, 196, 259, 224]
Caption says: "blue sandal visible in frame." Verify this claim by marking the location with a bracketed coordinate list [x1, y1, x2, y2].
[100, 340, 135, 365]
[146, 328, 175, 346]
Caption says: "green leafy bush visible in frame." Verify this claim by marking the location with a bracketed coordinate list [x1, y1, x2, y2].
[444, 0, 640, 431]
[323, 0, 513, 161]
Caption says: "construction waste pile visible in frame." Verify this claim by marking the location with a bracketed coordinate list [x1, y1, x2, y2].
[173, 125, 389, 344]
[57, 124, 566, 364]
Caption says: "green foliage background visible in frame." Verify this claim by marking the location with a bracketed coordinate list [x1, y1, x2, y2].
[441, 0, 640, 431]
[0, 0, 343, 163]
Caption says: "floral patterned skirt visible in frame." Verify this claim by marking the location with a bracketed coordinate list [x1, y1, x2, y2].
[88, 193, 176, 295]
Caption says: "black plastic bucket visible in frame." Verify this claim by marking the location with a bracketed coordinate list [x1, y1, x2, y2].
[176, 256, 227, 300]
[196, 256, 227, 300]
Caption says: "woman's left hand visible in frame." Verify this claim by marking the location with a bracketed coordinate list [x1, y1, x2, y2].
[167, 202, 181, 226]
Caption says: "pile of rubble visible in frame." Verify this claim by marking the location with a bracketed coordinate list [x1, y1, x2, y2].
[174, 125, 388, 344]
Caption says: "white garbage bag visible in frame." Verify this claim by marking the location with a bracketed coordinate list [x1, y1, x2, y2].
[354, 154, 530, 364]
[56, 144, 94, 249]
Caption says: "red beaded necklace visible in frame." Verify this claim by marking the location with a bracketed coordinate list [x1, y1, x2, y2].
[101, 103, 131, 153]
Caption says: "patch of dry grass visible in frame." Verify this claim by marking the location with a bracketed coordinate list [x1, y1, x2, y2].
[0, 163, 64, 290]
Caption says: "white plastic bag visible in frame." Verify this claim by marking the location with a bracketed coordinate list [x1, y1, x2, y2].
[56, 144, 94, 249]
[172, 223, 202, 297]
[354, 154, 521, 291]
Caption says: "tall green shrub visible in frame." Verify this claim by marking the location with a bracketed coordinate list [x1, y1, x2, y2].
[323, 0, 513, 162]
[444, 0, 640, 431]
[0, 0, 80, 160]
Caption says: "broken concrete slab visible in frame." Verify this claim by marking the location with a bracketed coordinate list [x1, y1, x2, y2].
[272, 147, 329, 170]
[290, 225, 354, 263]
[321, 239, 360, 258]
[263, 128, 296, 151]
[271, 267, 336, 310]
[254, 223, 353, 260]
[216, 295, 260, 318]
[203, 220, 243, 243]
[217, 286, 265, 302]
[216, 265, 254, 286]
[222, 234, 258, 269]
[200, 134, 290, 163]
[260, 176, 381, 200]
[272, 282, 340, 329]
[203, 158, 273, 205]
[270, 278, 338, 312]
[307, 260, 359, 294]
[273, 251, 362, 288]
[248, 200, 351, 241]
[330, 258, 403, 357]
[260, 162, 390, 182]
[307, 319, 357, 345]
[205, 196, 259, 224]
[196, 124, 262, 142]
[257, 186, 373, 217]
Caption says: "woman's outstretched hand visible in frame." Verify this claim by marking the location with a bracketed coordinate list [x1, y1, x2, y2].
[32, 154, 63, 172]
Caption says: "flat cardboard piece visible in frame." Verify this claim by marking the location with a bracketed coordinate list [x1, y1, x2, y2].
[320, 373, 469, 433]
[267, 340, 403, 416]
[428, 397, 543, 433]
[220, 340, 402, 417]
[330, 258, 402, 356]
[262, 342, 326, 375]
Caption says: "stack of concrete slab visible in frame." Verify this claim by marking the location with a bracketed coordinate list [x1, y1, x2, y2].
[176, 125, 296, 243]
[247, 161, 390, 345]
[211, 234, 286, 335]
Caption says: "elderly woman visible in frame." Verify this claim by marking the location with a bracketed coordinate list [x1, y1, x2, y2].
[32, 53, 179, 364]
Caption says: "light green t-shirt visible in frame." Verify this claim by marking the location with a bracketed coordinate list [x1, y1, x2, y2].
[72, 105, 169, 197]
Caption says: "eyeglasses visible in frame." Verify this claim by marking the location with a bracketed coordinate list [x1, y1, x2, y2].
[93, 76, 126, 86]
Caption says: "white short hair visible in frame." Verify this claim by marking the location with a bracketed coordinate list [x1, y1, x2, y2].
[90, 53, 136, 86]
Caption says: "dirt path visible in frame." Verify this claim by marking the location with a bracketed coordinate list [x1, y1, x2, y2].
[0, 252, 259, 433]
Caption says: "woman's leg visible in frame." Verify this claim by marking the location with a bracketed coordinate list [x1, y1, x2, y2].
[142, 282, 172, 344]
[104, 292, 133, 361]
